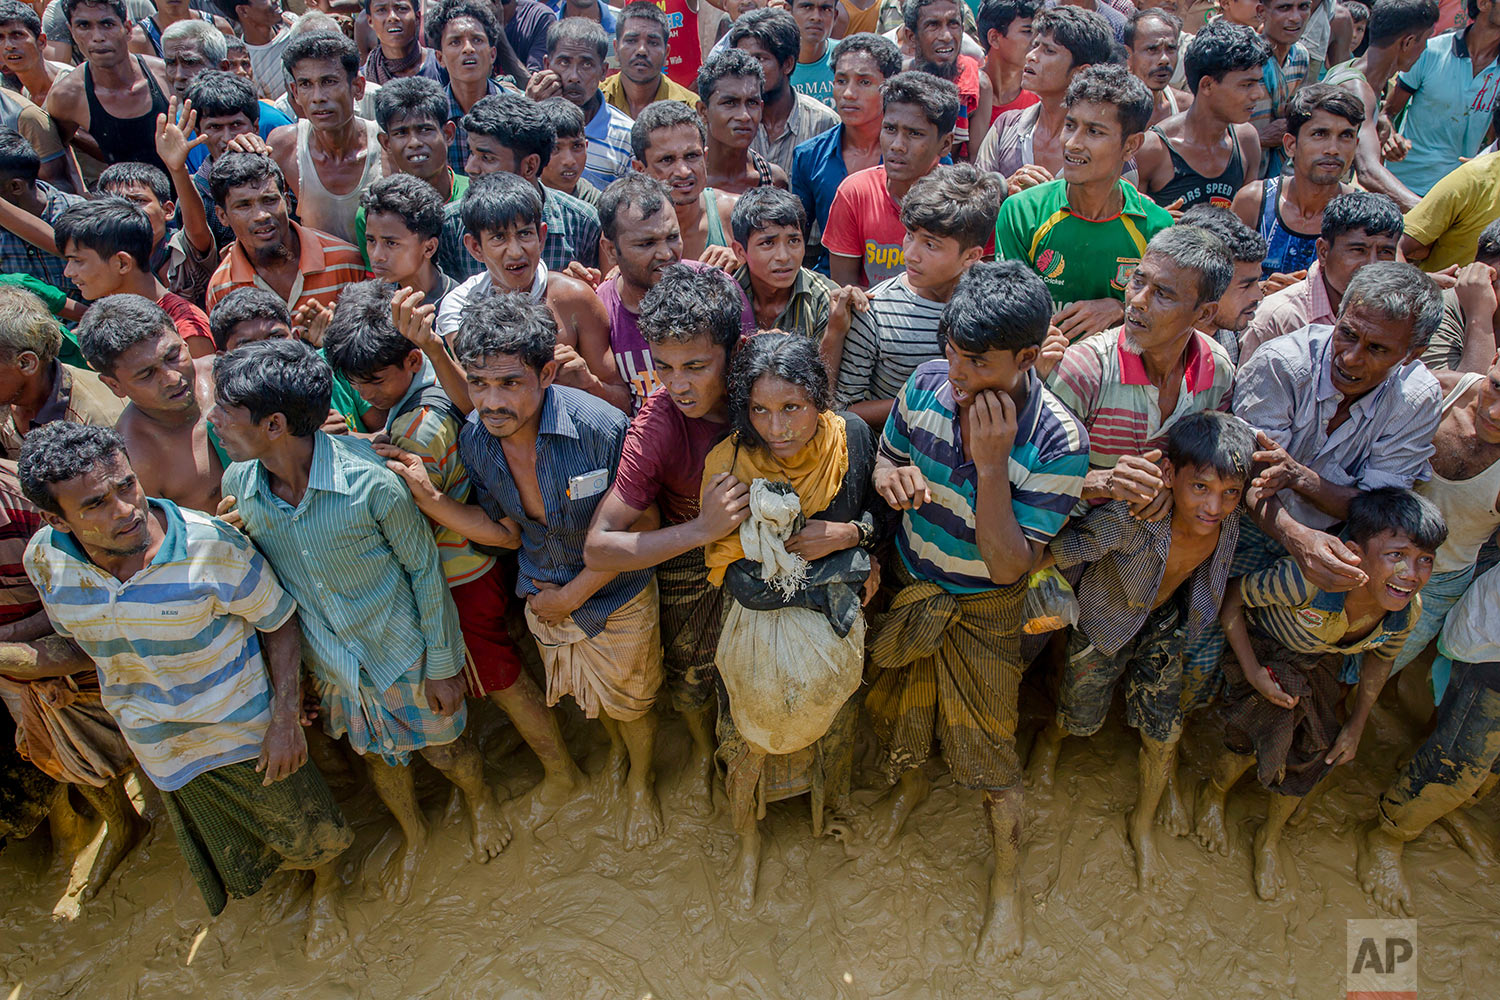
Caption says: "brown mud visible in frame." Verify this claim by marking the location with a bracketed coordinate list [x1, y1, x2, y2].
[2, 682, 1496, 999]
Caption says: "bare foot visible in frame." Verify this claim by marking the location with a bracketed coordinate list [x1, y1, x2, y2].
[1437, 809, 1497, 866]
[732, 826, 761, 910]
[1251, 824, 1286, 901]
[1194, 791, 1231, 856]
[874, 770, 930, 849]
[1025, 727, 1062, 792]
[381, 828, 427, 904]
[467, 787, 512, 862]
[74, 811, 147, 903]
[1127, 808, 1165, 890]
[975, 877, 1024, 963]
[516, 768, 583, 831]
[623, 780, 663, 849]
[1155, 770, 1193, 837]
[304, 885, 348, 959]
[685, 742, 715, 819]
[1357, 822, 1412, 916]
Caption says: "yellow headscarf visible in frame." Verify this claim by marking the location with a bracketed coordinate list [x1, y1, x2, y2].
[701, 410, 850, 586]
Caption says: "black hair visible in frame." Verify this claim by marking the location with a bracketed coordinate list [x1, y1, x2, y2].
[0, 0, 42, 38]
[1338, 260, 1442, 350]
[53, 197, 154, 273]
[1321, 190, 1403, 243]
[598, 171, 669, 243]
[900, 163, 1005, 251]
[830, 31, 903, 78]
[361, 173, 445, 240]
[1124, 7, 1181, 47]
[727, 332, 830, 448]
[452, 293, 557, 372]
[462, 93, 554, 168]
[0, 126, 39, 184]
[545, 15, 609, 60]
[1346, 486, 1448, 553]
[1181, 19, 1272, 95]
[727, 7, 800, 67]
[208, 151, 286, 205]
[97, 161, 171, 204]
[1286, 81, 1365, 136]
[939, 260, 1053, 354]
[282, 30, 359, 82]
[17, 421, 128, 516]
[1368, 0, 1439, 46]
[638, 263, 745, 351]
[730, 186, 805, 247]
[901, 0, 961, 30]
[208, 286, 291, 351]
[617, 0, 670, 42]
[977, 0, 1041, 47]
[1165, 409, 1254, 485]
[74, 293, 173, 375]
[696, 47, 764, 103]
[322, 280, 422, 381]
[425, 0, 499, 48]
[374, 75, 449, 131]
[62, 0, 127, 25]
[539, 96, 586, 141]
[212, 338, 333, 437]
[630, 99, 707, 160]
[1032, 5, 1115, 68]
[1348, 0, 1371, 21]
[1477, 217, 1500, 263]
[185, 70, 260, 125]
[1064, 62, 1153, 137]
[461, 170, 544, 239]
[1179, 204, 1267, 264]
[1143, 225, 1234, 304]
[881, 69, 961, 133]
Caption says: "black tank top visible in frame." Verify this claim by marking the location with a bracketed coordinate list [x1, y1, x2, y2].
[1148, 126, 1245, 211]
[84, 56, 170, 173]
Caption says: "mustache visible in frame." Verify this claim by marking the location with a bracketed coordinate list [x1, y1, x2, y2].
[480, 408, 517, 421]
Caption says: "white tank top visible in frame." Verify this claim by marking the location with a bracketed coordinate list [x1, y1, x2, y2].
[294, 117, 382, 246]
[1419, 371, 1500, 576]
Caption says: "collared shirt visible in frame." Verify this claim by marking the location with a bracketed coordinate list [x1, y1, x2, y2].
[1051, 499, 1242, 656]
[0, 362, 125, 460]
[458, 383, 651, 636]
[0, 461, 42, 625]
[1233, 322, 1442, 531]
[222, 432, 465, 694]
[205, 222, 369, 314]
[600, 70, 697, 117]
[0, 181, 84, 296]
[1240, 260, 1337, 362]
[581, 94, 635, 188]
[1403, 149, 1500, 271]
[446, 78, 504, 173]
[25, 499, 297, 791]
[1393, 28, 1500, 196]
[734, 265, 835, 340]
[1047, 327, 1235, 471]
[976, 102, 1039, 177]
[879, 361, 1090, 593]
[751, 91, 839, 177]
[438, 183, 600, 278]
[1242, 555, 1418, 662]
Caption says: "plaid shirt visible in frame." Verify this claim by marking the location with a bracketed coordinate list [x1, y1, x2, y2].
[0, 182, 85, 296]
[438, 182, 600, 278]
[446, 78, 503, 174]
[1251, 42, 1311, 136]
[735, 265, 835, 340]
[1050, 499, 1242, 657]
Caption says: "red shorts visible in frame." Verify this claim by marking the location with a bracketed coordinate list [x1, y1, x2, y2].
[450, 561, 524, 696]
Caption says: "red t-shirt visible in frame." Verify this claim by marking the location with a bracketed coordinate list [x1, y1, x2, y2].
[611, 388, 731, 525]
[821, 165, 907, 287]
[661, 0, 701, 90]
[158, 291, 212, 349]
[990, 88, 1039, 124]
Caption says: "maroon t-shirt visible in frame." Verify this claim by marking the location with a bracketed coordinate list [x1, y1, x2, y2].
[611, 389, 731, 525]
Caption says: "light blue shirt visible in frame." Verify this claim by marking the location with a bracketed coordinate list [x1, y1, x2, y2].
[582, 93, 635, 188]
[1392, 28, 1500, 196]
[792, 48, 836, 110]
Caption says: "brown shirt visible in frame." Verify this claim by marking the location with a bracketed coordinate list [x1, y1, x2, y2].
[0, 362, 126, 460]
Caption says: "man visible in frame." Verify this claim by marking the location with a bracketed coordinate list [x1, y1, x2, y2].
[0, 3, 79, 191]
[975, 5, 1114, 191]
[1232, 83, 1362, 277]
[46, 0, 170, 173]
[977, 0, 1041, 122]
[211, 340, 509, 903]
[903, 0, 991, 159]
[1242, 191, 1402, 360]
[0, 0, 72, 107]
[791, 0, 838, 109]
[696, 48, 786, 194]
[362, 0, 442, 83]
[204, 152, 368, 315]
[19, 421, 353, 952]
[865, 260, 1089, 962]
[1179, 203, 1270, 366]
[1137, 21, 1267, 211]
[214, 0, 292, 99]
[1127, 9, 1192, 128]
[1382, 0, 1500, 199]
[631, 100, 738, 269]
[1324, 0, 1439, 212]
[823, 69, 958, 287]
[733, 8, 839, 176]
[0, 285, 123, 461]
[0, 125, 84, 298]
[602, 2, 698, 119]
[1401, 101, 1500, 273]
[997, 64, 1175, 341]
[1250, 0, 1313, 176]
[74, 294, 222, 512]
[525, 17, 633, 188]
[184, 69, 273, 253]
[429, 0, 504, 175]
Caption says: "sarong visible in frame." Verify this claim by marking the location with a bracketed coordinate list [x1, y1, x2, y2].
[0, 665, 134, 787]
[657, 549, 727, 712]
[317, 656, 467, 766]
[526, 580, 663, 722]
[158, 759, 353, 916]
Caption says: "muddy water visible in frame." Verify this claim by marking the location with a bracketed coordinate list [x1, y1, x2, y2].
[2, 689, 1495, 999]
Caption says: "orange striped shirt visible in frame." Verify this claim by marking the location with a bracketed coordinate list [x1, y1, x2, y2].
[205, 222, 368, 315]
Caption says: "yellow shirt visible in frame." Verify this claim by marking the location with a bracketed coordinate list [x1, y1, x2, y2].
[601, 71, 699, 117]
[1404, 150, 1500, 272]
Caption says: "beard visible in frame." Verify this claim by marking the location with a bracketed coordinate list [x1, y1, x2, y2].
[919, 56, 959, 80]
[250, 238, 294, 268]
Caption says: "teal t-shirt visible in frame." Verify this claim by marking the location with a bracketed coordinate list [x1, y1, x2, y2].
[792, 49, 837, 111]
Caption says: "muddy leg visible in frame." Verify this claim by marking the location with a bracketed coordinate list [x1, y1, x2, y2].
[47, 785, 93, 859]
[873, 767, 930, 848]
[72, 776, 146, 902]
[681, 703, 717, 818]
[1025, 718, 1066, 792]
[598, 713, 630, 796]
[614, 712, 662, 849]
[1252, 791, 1299, 900]
[422, 737, 511, 863]
[1128, 735, 1176, 890]
[731, 808, 761, 910]
[976, 787, 1024, 963]
[1156, 760, 1193, 836]
[488, 671, 584, 827]
[303, 861, 348, 958]
[1194, 749, 1254, 856]
[365, 757, 429, 904]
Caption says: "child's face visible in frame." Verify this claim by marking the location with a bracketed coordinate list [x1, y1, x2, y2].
[224, 49, 255, 81]
[61, 242, 126, 302]
[104, 180, 170, 246]
[1166, 462, 1244, 538]
[1219, 0, 1263, 26]
[381, 114, 450, 182]
[199, 111, 257, 161]
[466, 220, 543, 292]
[1354, 529, 1434, 613]
[942, 339, 1036, 407]
[1349, 18, 1367, 51]
[902, 226, 979, 294]
[365, 209, 435, 287]
[541, 134, 589, 193]
[737, 222, 805, 291]
[350, 350, 423, 411]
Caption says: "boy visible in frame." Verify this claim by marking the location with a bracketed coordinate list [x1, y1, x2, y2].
[1197, 487, 1446, 901]
[538, 96, 599, 206]
[359, 175, 457, 309]
[325, 281, 586, 821]
[54, 197, 214, 356]
[1251, 0, 1313, 176]
[730, 186, 839, 339]
[835, 163, 1002, 428]
[1029, 411, 1254, 890]
[436, 172, 626, 410]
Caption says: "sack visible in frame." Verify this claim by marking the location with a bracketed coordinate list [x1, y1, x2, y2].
[1022, 567, 1078, 635]
[715, 599, 865, 755]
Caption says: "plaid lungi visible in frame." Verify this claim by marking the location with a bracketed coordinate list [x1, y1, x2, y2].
[657, 548, 728, 713]
[318, 657, 467, 766]
[526, 579, 663, 723]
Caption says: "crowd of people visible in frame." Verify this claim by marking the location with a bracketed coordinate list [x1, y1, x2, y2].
[0, 0, 1496, 967]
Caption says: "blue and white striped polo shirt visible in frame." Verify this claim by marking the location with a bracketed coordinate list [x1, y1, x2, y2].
[582, 94, 635, 188]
